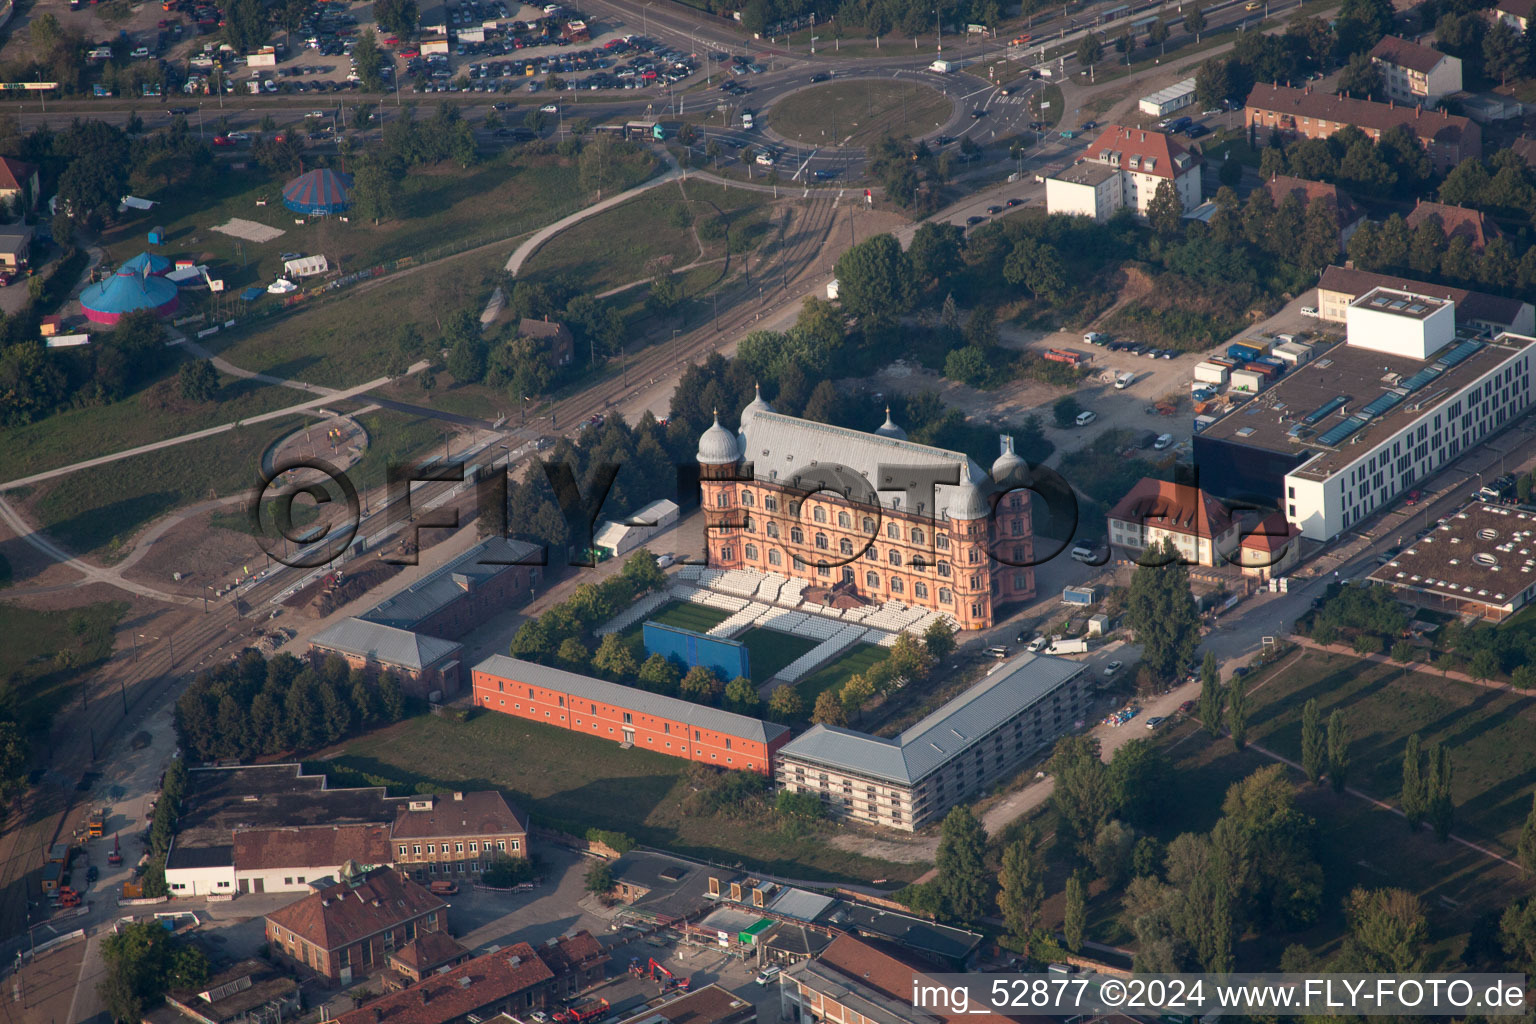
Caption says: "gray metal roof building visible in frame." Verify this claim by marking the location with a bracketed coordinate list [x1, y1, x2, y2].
[310, 617, 463, 672]
[361, 537, 540, 630]
[472, 654, 789, 746]
[777, 652, 1084, 786]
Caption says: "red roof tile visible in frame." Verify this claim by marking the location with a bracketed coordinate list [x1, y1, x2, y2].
[337, 943, 554, 1024]
[1498, 0, 1536, 21]
[816, 935, 1012, 1024]
[1262, 175, 1364, 233]
[537, 931, 609, 976]
[1406, 200, 1501, 250]
[392, 792, 528, 841]
[265, 868, 446, 953]
[1244, 83, 1479, 149]
[1108, 478, 1234, 539]
[1368, 36, 1450, 76]
[1241, 512, 1300, 552]
[0, 157, 34, 192]
[1083, 124, 1200, 180]
[390, 932, 469, 972]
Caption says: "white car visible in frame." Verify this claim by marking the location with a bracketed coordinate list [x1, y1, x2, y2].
[1075, 410, 1097, 427]
[540, 103, 558, 113]
[1299, 305, 1319, 317]
[1103, 660, 1123, 676]
[227, 131, 250, 140]
[1153, 433, 1174, 450]
[130, 46, 150, 58]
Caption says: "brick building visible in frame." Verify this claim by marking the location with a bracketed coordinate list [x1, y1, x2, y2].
[1405, 200, 1501, 252]
[1245, 83, 1481, 171]
[264, 867, 447, 985]
[471, 655, 789, 775]
[361, 538, 541, 641]
[1368, 36, 1462, 105]
[387, 932, 471, 984]
[390, 791, 529, 878]
[536, 931, 610, 998]
[1261, 175, 1364, 250]
[307, 618, 463, 699]
[696, 392, 1034, 632]
[781, 934, 1015, 1024]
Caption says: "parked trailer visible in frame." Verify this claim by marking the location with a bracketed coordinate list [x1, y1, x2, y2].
[1193, 361, 1230, 385]
[1043, 348, 1088, 365]
[1230, 369, 1268, 392]
[1048, 637, 1089, 654]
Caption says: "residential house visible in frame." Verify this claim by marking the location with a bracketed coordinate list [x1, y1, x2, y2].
[1368, 36, 1463, 105]
[1107, 478, 1240, 567]
[264, 866, 448, 985]
[1261, 175, 1364, 250]
[518, 317, 575, 369]
[1497, 0, 1536, 32]
[390, 791, 529, 880]
[1237, 512, 1302, 581]
[387, 932, 472, 985]
[0, 226, 34, 270]
[1405, 199, 1501, 252]
[0, 158, 37, 214]
[1245, 83, 1481, 171]
[1046, 124, 1203, 223]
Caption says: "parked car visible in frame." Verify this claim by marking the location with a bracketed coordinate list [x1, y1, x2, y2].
[1154, 433, 1174, 450]
[1146, 716, 1168, 730]
[1300, 305, 1319, 317]
[1075, 409, 1097, 427]
[986, 645, 1011, 659]
[1178, 699, 1197, 715]
[1103, 660, 1123, 676]
[1405, 489, 1422, 505]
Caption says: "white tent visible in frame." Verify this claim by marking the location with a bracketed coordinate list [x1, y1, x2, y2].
[282, 255, 329, 278]
[267, 279, 298, 294]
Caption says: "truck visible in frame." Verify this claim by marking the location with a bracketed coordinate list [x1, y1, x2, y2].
[740, 110, 755, 129]
[88, 809, 106, 838]
[1043, 348, 1087, 365]
[1048, 638, 1089, 654]
[247, 46, 277, 67]
[1115, 371, 1137, 389]
[930, 58, 957, 72]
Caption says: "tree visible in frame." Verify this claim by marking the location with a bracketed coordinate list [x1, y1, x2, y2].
[99, 920, 210, 1023]
[840, 674, 876, 716]
[1402, 733, 1425, 830]
[812, 689, 847, 726]
[1184, 4, 1206, 41]
[1108, 739, 1172, 829]
[1124, 539, 1200, 682]
[935, 806, 989, 922]
[1050, 735, 1115, 853]
[638, 653, 681, 694]
[351, 29, 385, 91]
[1091, 819, 1137, 885]
[1299, 197, 1341, 273]
[923, 618, 956, 660]
[908, 222, 965, 284]
[584, 860, 614, 893]
[679, 665, 723, 703]
[592, 633, 639, 679]
[1343, 888, 1428, 972]
[557, 637, 589, 672]
[1518, 793, 1536, 873]
[1064, 874, 1086, 952]
[1327, 710, 1350, 793]
[1426, 742, 1454, 840]
[1052, 395, 1083, 429]
[0, 722, 27, 805]
[1199, 651, 1222, 736]
[1194, 55, 1231, 108]
[832, 234, 916, 325]
[373, 0, 419, 37]
[1146, 180, 1184, 236]
[1227, 671, 1249, 750]
[350, 155, 400, 224]
[1338, 51, 1383, 98]
[1076, 33, 1104, 75]
[1484, 19, 1529, 85]
[725, 676, 760, 714]
[1300, 699, 1325, 785]
[1147, 15, 1170, 52]
[997, 828, 1046, 945]
[768, 684, 803, 722]
[447, 335, 487, 385]
[177, 359, 218, 402]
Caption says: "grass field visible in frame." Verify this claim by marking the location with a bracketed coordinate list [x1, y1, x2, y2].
[314, 709, 925, 883]
[211, 247, 508, 387]
[23, 416, 306, 558]
[0, 364, 297, 485]
[770, 80, 953, 147]
[737, 628, 820, 683]
[0, 600, 128, 736]
[795, 642, 889, 704]
[1242, 649, 1536, 855]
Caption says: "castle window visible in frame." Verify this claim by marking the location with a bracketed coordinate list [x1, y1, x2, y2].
[936, 534, 950, 549]
[769, 550, 782, 566]
[914, 581, 929, 599]
[813, 506, 827, 523]
[887, 523, 900, 539]
[889, 550, 902, 566]
[865, 546, 878, 560]
[912, 528, 925, 545]
[840, 538, 854, 556]
[814, 532, 827, 549]
[745, 543, 758, 559]
[790, 526, 804, 544]
[890, 577, 904, 593]
[765, 496, 778, 511]
[767, 522, 780, 538]
[741, 490, 754, 506]
[938, 562, 952, 577]
[717, 493, 729, 508]
[866, 571, 880, 588]
[838, 511, 851, 528]
[862, 516, 876, 533]
[939, 588, 952, 603]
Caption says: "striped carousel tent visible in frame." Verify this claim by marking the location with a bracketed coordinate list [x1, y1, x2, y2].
[281, 168, 352, 216]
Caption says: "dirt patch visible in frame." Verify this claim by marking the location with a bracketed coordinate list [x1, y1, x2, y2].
[828, 828, 937, 865]
[287, 557, 407, 618]
[860, 360, 1060, 427]
[118, 499, 268, 598]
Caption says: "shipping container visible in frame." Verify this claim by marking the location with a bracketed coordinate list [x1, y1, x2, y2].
[1194, 414, 1217, 432]
[1272, 341, 1312, 365]
[1227, 342, 1264, 362]
[1193, 361, 1230, 385]
[1043, 348, 1087, 365]
[1230, 369, 1268, 392]
[1242, 361, 1280, 378]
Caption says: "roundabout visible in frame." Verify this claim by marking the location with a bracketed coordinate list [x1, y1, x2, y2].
[765, 78, 957, 149]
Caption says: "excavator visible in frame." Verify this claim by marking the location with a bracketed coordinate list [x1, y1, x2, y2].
[628, 957, 689, 992]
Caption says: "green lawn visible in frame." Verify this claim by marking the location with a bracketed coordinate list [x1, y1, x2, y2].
[640, 600, 734, 634]
[737, 628, 820, 684]
[23, 416, 306, 559]
[770, 80, 953, 148]
[521, 181, 704, 295]
[312, 710, 925, 883]
[795, 643, 889, 705]
[1241, 649, 1536, 855]
[0, 364, 296, 485]
[0, 600, 128, 737]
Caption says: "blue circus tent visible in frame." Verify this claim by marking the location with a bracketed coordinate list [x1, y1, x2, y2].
[282, 168, 352, 216]
[81, 266, 180, 325]
[119, 251, 172, 276]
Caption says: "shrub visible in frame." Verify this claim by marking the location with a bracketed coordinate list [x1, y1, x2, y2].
[584, 827, 635, 854]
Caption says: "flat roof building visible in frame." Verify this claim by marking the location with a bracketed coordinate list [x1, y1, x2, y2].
[615, 985, 756, 1024]
[1368, 501, 1536, 620]
[1316, 265, 1533, 335]
[1194, 330, 1535, 541]
[774, 652, 1087, 830]
[781, 934, 1013, 1024]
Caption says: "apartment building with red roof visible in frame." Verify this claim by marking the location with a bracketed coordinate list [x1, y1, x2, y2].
[1045, 124, 1202, 223]
[1368, 36, 1462, 105]
[1107, 478, 1240, 567]
[1405, 199, 1501, 252]
[264, 866, 448, 984]
[1245, 83, 1481, 171]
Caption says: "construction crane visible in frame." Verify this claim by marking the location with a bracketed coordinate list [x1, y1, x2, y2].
[647, 958, 690, 992]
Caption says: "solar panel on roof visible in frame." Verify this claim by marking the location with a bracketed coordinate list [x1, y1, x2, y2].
[1400, 367, 1442, 392]
[1436, 339, 1482, 369]
[1361, 391, 1404, 418]
[1302, 396, 1349, 425]
[1317, 416, 1368, 447]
